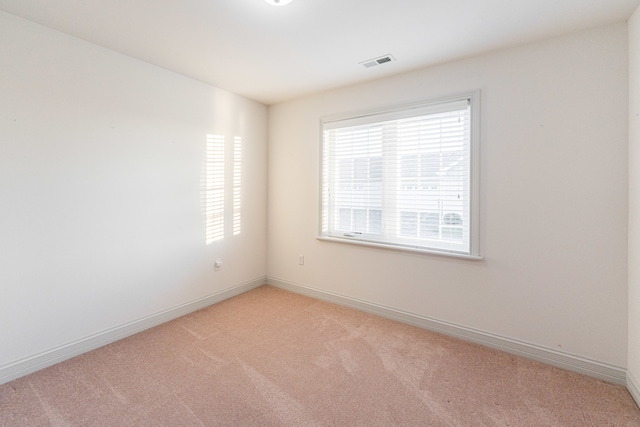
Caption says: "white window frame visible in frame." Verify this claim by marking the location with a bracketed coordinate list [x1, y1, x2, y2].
[317, 91, 482, 260]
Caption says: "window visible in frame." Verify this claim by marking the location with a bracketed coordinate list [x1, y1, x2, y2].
[320, 92, 480, 257]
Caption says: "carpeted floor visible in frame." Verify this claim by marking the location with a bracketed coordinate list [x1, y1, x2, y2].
[1, 285, 639, 426]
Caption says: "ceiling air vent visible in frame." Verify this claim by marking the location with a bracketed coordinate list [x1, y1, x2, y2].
[360, 54, 395, 69]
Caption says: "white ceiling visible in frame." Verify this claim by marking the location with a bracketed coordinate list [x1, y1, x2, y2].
[1, 0, 639, 105]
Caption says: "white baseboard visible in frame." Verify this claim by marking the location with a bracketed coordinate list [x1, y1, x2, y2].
[266, 276, 627, 385]
[0, 277, 265, 386]
[628, 370, 640, 408]
[3, 275, 629, 390]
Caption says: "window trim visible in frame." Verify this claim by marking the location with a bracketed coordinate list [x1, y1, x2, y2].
[316, 235, 484, 260]
[317, 91, 482, 259]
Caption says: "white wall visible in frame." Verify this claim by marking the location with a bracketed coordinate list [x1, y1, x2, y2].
[268, 24, 629, 369]
[629, 5, 640, 403]
[1, 6, 633, 388]
[0, 11, 267, 371]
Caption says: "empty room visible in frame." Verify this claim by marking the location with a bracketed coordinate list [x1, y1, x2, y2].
[1, 0, 640, 425]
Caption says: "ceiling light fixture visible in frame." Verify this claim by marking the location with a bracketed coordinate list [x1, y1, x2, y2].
[264, 0, 294, 6]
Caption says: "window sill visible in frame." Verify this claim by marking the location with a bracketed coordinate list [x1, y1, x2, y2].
[316, 236, 484, 261]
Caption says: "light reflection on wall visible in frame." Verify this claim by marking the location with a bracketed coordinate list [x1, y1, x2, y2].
[205, 134, 225, 244]
[233, 136, 242, 236]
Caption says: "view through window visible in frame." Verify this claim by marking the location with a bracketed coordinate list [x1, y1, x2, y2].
[320, 93, 479, 256]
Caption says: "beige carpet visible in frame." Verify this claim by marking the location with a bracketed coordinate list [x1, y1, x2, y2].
[1, 285, 639, 426]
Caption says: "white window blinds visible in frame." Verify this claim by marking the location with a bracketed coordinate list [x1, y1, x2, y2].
[321, 93, 479, 256]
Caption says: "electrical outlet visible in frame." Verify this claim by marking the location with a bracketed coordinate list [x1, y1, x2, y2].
[214, 259, 222, 271]
[298, 254, 304, 266]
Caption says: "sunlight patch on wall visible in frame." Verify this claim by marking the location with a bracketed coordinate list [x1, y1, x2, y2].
[233, 136, 242, 236]
[205, 134, 225, 244]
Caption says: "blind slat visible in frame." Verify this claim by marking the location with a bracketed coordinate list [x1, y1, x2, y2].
[321, 95, 476, 255]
